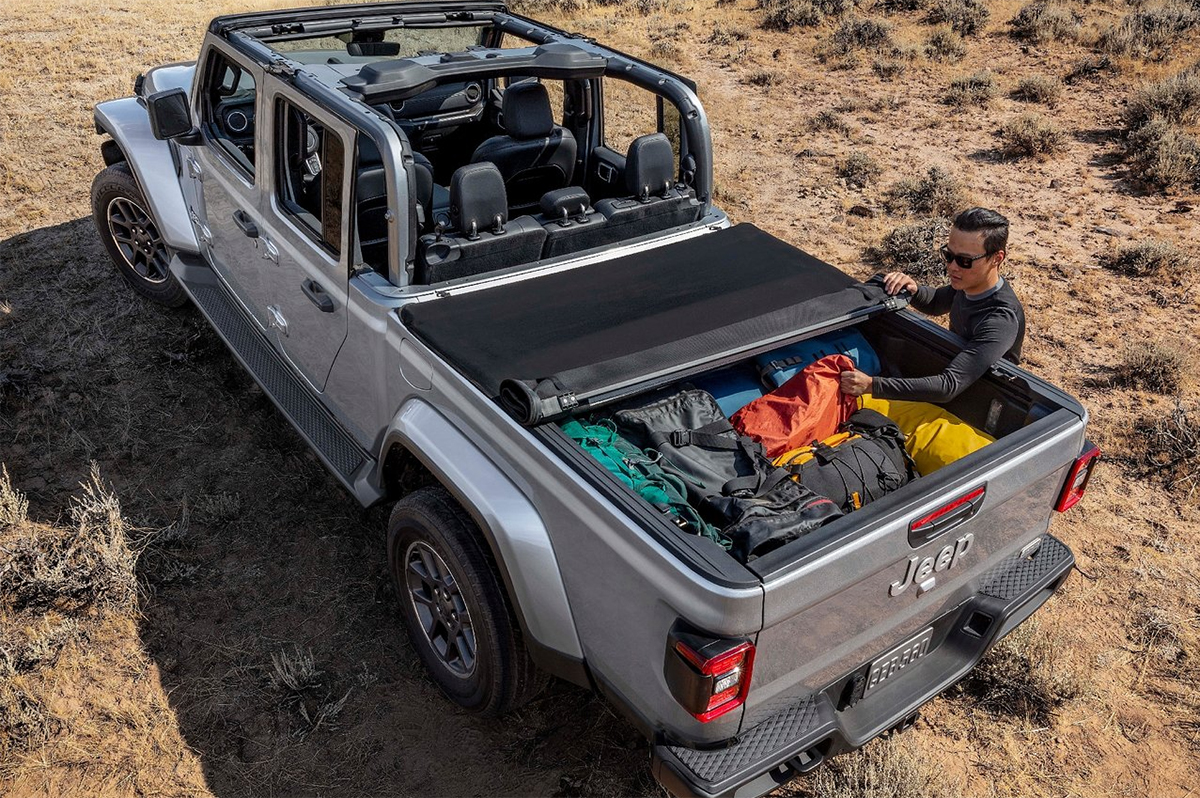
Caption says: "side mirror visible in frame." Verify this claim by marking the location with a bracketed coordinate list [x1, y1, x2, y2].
[146, 88, 196, 141]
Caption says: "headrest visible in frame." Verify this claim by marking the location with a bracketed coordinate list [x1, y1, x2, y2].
[358, 135, 383, 167]
[626, 133, 676, 199]
[348, 41, 402, 57]
[450, 162, 507, 238]
[539, 187, 591, 220]
[502, 82, 555, 140]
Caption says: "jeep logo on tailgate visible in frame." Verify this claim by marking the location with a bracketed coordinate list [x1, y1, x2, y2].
[889, 533, 974, 597]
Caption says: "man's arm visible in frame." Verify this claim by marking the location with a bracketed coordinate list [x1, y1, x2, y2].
[909, 284, 955, 316]
[869, 310, 1019, 404]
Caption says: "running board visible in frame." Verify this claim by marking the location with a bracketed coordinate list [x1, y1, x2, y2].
[170, 253, 381, 504]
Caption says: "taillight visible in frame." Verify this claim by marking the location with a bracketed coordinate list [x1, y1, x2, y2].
[1055, 443, 1100, 512]
[665, 629, 755, 722]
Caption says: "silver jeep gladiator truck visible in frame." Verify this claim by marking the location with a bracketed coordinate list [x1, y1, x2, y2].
[91, 3, 1099, 795]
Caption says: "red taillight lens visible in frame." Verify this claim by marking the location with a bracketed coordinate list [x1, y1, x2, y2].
[666, 634, 756, 723]
[1055, 443, 1100, 512]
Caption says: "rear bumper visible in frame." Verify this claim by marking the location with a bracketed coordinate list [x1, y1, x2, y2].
[652, 533, 1075, 798]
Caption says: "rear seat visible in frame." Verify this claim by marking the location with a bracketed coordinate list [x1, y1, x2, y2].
[415, 162, 547, 284]
[595, 133, 701, 240]
[535, 187, 610, 259]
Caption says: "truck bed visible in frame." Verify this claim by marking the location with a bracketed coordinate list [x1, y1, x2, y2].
[399, 223, 1087, 792]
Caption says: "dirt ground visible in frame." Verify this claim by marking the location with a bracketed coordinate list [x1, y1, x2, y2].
[1, 0, 1199, 796]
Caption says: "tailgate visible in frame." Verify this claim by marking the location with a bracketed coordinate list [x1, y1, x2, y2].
[742, 406, 1085, 731]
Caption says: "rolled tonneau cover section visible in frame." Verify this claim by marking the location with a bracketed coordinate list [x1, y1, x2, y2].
[399, 224, 905, 424]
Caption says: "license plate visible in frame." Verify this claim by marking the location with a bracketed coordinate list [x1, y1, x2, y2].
[863, 627, 935, 696]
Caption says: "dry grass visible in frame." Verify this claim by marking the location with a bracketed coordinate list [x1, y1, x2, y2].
[801, 732, 962, 797]
[999, 112, 1067, 160]
[808, 108, 852, 134]
[954, 621, 1085, 726]
[1124, 68, 1200, 131]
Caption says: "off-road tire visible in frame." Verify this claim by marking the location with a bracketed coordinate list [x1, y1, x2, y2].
[387, 485, 540, 715]
[91, 162, 189, 308]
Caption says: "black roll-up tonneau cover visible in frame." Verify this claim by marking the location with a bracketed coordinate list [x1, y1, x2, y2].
[400, 224, 906, 424]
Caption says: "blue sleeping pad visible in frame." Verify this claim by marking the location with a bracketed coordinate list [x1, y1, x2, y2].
[756, 328, 880, 388]
[691, 367, 765, 417]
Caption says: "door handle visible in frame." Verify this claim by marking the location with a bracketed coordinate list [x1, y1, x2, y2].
[261, 237, 279, 264]
[302, 279, 336, 313]
[232, 209, 259, 238]
[266, 304, 288, 336]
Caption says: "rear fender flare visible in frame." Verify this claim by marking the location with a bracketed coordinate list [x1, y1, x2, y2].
[379, 399, 583, 660]
[94, 97, 199, 254]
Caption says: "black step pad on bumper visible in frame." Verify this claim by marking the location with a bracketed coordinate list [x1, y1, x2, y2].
[654, 533, 1075, 798]
[172, 254, 366, 481]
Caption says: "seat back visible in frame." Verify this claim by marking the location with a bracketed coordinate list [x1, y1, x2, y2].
[536, 187, 610, 260]
[470, 82, 577, 212]
[594, 133, 701, 240]
[415, 162, 547, 284]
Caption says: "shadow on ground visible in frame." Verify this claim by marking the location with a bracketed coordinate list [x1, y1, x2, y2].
[0, 220, 660, 798]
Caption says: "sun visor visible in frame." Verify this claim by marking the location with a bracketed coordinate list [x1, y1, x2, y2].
[400, 224, 907, 424]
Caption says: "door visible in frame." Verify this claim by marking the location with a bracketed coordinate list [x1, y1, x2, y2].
[189, 39, 272, 327]
[255, 82, 353, 391]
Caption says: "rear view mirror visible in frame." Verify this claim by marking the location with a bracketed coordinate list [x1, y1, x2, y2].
[146, 88, 196, 140]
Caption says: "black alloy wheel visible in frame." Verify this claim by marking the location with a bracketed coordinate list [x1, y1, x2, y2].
[387, 485, 540, 715]
[91, 162, 189, 307]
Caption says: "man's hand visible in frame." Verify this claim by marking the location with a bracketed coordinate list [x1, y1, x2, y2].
[839, 369, 872, 396]
[882, 271, 918, 296]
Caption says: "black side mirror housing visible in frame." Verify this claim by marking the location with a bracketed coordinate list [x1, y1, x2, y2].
[146, 88, 198, 142]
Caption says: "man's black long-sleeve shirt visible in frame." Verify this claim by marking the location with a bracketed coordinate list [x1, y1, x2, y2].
[871, 278, 1025, 404]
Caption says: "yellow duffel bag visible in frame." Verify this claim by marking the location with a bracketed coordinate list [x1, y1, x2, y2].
[860, 395, 995, 476]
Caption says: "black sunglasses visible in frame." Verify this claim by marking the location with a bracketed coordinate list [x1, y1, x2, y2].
[939, 244, 993, 269]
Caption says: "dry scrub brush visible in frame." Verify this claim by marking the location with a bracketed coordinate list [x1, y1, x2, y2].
[999, 113, 1067, 160]
[759, 0, 857, 31]
[944, 69, 998, 106]
[838, 151, 882, 187]
[873, 218, 950, 280]
[1012, 74, 1061, 104]
[1138, 401, 1200, 497]
[1100, 238, 1194, 279]
[1098, 2, 1200, 61]
[1007, 1, 1082, 44]
[883, 165, 966, 217]
[1, 464, 141, 614]
[926, 0, 989, 36]
[924, 26, 965, 61]
[1112, 340, 1191, 394]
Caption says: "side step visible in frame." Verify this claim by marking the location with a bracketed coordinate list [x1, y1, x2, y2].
[170, 253, 378, 500]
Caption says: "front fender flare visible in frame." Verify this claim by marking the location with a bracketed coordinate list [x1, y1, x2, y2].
[94, 97, 199, 254]
[380, 399, 583, 661]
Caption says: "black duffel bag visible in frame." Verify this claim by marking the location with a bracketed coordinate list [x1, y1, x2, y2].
[614, 389, 842, 562]
[776, 408, 916, 513]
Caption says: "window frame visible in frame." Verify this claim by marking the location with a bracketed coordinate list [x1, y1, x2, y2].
[273, 96, 347, 258]
[197, 43, 260, 184]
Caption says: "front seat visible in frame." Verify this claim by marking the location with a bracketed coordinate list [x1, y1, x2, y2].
[470, 81, 577, 213]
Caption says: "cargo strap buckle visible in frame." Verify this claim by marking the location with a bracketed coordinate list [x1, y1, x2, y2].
[670, 430, 691, 447]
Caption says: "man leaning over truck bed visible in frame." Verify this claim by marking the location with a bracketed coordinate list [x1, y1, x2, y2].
[839, 207, 1026, 404]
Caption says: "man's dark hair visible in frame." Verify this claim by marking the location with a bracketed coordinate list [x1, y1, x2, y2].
[952, 207, 1009, 255]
